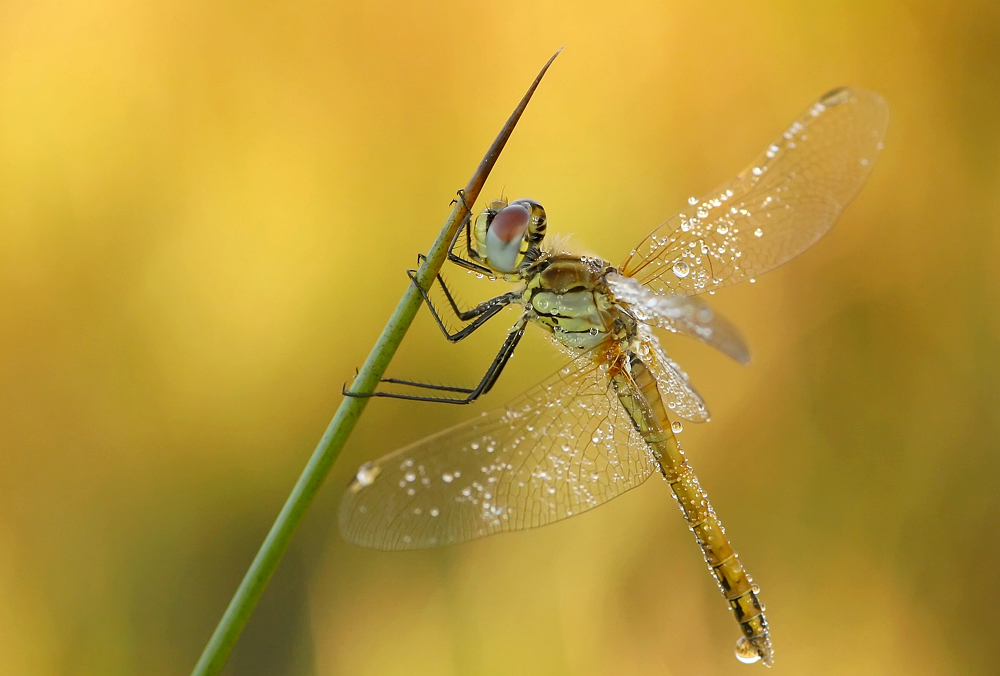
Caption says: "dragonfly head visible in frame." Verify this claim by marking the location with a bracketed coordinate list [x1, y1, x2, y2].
[471, 198, 547, 274]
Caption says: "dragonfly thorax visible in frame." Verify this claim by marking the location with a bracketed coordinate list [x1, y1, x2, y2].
[523, 255, 636, 353]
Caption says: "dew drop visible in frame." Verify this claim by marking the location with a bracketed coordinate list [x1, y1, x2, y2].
[688, 196, 698, 205]
[354, 462, 380, 487]
[670, 420, 684, 433]
[430, 508, 440, 517]
[672, 261, 690, 278]
[716, 224, 728, 235]
[754, 228, 763, 237]
[751, 583, 761, 594]
[735, 637, 761, 664]
[442, 473, 454, 483]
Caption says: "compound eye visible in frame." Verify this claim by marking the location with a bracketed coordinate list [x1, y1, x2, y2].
[485, 204, 529, 273]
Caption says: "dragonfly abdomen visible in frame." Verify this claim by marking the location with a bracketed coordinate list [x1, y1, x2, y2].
[619, 356, 774, 666]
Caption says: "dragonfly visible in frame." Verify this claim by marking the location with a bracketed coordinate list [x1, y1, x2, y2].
[340, 87, 888, 666]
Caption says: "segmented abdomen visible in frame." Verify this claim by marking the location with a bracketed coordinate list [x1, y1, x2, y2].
[613, 354, 774, 666]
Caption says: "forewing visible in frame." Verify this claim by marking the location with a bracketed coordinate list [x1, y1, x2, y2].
[607, 272, 750, 365]
[634, 325, 711, 423]
[619, 87, 889, 296]
[339, 353, 660, 550]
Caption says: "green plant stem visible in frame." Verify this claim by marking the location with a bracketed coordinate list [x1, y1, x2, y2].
[189, 49, 561, 676]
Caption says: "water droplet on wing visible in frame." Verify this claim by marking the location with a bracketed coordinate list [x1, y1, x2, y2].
[672, 261, 690, 278]
[355, 462, 380, 487]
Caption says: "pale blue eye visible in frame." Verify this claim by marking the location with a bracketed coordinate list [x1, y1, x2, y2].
[485, 204, 529, 272]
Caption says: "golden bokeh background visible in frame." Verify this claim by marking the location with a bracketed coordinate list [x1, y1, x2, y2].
[1, 1, 998, 674]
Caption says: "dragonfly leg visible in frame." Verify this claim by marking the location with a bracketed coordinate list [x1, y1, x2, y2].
[444, 196, 493, 274]
[449, 187, 471, 211]
[419, 223, 492, 275]
[343, 321, 525, 404]
[414, 257, 513, 322]
[414, 253, 494, 320]
[407, 267, 518, 342]
[446, 251, 492, 275]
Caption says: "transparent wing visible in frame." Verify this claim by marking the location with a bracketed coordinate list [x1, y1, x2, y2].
[633, 325, 711, 423]
[607, 272, 750, 365]
[619, 87, 889, 296]
[339, 352, 660, 550]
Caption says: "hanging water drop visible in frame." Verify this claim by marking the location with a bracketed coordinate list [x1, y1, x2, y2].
[670, 420, 684, 433]
[735, 637, 761, 664]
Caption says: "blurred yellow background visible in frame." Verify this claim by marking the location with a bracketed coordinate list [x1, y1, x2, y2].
[1, 1, 998, 674]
